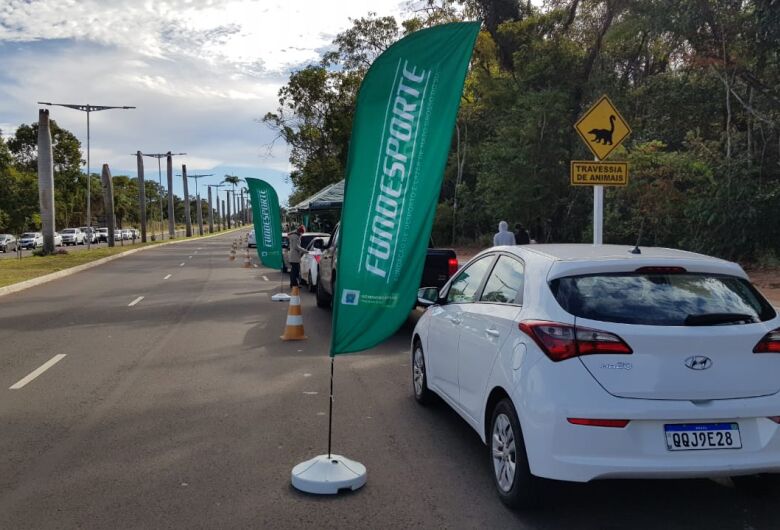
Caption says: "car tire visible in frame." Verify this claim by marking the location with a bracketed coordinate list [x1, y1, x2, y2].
[316, 278, 331, 309]
[308, 272, 316, 293]
[412, 340, 433, 405]
[490, 398, 540, 510]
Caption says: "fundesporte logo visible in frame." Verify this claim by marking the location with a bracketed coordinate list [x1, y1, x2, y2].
[360, 59, 430, 282]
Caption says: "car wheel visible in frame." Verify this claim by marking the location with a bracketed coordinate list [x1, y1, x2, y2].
[308, 272, 316, 293]
[412, 340, 432, 405]
[316, 278, 331, 309]
[490, 398, 540, 510]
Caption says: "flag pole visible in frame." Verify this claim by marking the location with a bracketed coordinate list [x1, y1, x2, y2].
[327, 356, 334, 458]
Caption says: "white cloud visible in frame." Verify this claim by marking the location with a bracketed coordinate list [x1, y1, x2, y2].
[0, 0, 409, 199]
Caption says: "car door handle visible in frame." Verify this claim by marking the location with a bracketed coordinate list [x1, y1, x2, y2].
[485, 328, 500, 338]
[447, 315, 462, 325]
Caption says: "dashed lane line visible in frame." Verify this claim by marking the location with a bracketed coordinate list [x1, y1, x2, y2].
[164, 274, 172, 280]
[9, 355, 67, 390]
[128, 296, 144, 307]
[179, 262, 185, 267]
[262, 275, 269, 281]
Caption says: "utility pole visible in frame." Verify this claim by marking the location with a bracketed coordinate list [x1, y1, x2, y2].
[136, 151, 147, 242]
[182, 165, 192, 237]
[179, 173, 213, 236]
[38, 102, 135, 248]
[207, 183, 225, 233]
[141, 152, 185, 240]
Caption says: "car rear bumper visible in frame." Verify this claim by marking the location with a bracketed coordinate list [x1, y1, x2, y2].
[519, 359, 780, 482]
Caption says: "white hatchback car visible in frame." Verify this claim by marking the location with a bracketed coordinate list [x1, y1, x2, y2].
[412, 244, 780, 509]
[300, 236, 330, 292]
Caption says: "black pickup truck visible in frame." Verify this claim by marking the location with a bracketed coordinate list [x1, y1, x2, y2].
[316, 222, 458, 309]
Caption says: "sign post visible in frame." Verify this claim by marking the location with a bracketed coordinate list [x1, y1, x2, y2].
[574, 95, 631, 245]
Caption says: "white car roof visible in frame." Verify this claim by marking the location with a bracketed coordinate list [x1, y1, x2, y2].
[487, 244, 747, 280]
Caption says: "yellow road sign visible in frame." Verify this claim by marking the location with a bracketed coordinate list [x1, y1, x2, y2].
[574, 95, 631, 160]
[570, 161, 628, 186]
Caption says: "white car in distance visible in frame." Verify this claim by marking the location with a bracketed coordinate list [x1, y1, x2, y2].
[300, 236, 330, 292]
[412, 244, 780, 509]
[60, 228, 86, 245]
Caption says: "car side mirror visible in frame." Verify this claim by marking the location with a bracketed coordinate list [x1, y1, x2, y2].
[417, 287, 440, 308]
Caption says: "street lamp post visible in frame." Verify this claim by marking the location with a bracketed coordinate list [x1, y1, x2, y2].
[141, 152, 185, 240]
[38, 102, 135, 248]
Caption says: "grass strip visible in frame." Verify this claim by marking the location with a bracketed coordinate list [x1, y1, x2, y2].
[0, 229, 244, 288]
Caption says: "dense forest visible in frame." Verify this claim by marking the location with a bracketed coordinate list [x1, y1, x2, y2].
[0, 121, 211, 237]
[263, 0, 780, 263]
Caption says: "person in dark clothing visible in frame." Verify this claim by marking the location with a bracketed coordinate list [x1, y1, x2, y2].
[287, 225, 308, 288]
[514, 223, 530, 245]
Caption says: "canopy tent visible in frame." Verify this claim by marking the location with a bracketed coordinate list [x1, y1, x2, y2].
[287, 180, 344, 213]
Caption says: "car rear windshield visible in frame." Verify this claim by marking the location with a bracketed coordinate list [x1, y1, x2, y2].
[62, 229, 76, 233]
[21, 233, 36, 238]
[549, 272, 776, 326]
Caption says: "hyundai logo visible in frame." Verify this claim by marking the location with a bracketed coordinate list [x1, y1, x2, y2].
[685, 356, 713, 371]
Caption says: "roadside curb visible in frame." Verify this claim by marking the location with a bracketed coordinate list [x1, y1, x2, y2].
[0, 228, 246, 299]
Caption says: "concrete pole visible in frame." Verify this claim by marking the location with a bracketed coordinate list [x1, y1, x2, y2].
[593, 156, 603, 245]
[240, 190, 245, 224]
[207, 186, 214, 233]
[216, 196, 221, 231]
[196, 192, 203, 236]
[182, 165, 192, 237]
[137, 151, 147, 242]
[166, 153, 175, 238]
[101, 164, 116, 247]
[37, 109, 56, 254]
[225, 196, 230, 229]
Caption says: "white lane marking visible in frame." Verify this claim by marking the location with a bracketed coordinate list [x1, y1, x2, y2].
[188, 255, 193, 259]
[9, 354, 67, 390]
[262, 275, 269, 281]
[128, 296, 144, 307]
[164, 274, 172, 280]
[179, 262, 185, 267]
[303, 391, 318, 395]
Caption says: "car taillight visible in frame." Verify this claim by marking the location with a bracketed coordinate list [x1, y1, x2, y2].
[635, 266, 687, 273]
[448, 258, 458, 277]
[567, 418, 630, 428]
[754, 328, 780, 353]
[518, 320, 632, 362]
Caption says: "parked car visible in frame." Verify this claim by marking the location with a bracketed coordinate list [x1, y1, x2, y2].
[121, 229, 132, 240]
[247, 230, 256, 248]
[0, 234, 17, 253]
[60, 228, 86, 245]
[316, 222, 458, 309]
[19, 232, 43, 250]
[412, 244, 780, 509]
[53, 232, 63, 247]
[300, 236, 330, 292]
[96, 228, 109, 242]
[282, 231, 329, 273]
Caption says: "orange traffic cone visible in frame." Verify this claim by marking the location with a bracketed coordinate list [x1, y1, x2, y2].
[243, 249, 251, 268]
[280, 286, 307, 341]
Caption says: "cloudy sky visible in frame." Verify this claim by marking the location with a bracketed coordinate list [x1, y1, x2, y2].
[0, 0, 409, 204]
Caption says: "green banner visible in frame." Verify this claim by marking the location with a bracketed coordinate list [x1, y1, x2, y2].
[246, 178, 283, 270]
[331, 22, 480, 355]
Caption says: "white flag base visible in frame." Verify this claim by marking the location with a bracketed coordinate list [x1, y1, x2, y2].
[291, 454, 367, 495]
[271, 293, 291, 302]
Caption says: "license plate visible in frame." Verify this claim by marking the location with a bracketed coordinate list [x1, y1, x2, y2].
[664, 423, 742, 451]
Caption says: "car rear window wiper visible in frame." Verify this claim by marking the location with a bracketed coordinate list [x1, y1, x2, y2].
[684, 313, 755, 326]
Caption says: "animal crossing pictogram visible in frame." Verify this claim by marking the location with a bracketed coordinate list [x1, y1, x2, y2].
[574, 95, 631, 160]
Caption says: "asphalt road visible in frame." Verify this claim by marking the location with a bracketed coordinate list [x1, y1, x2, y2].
[1, 232, 778, 529]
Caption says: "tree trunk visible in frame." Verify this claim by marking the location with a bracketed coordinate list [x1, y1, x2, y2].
[208, 186, 214, 233]
[101, 164, 116, 247]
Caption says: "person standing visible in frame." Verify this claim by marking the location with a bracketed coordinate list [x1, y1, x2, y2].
[287, 225, 308, 288]
[514, 223, 530, 245]
[493, 221, 516, 246]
